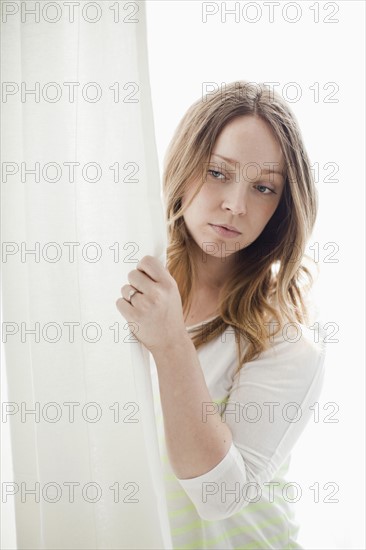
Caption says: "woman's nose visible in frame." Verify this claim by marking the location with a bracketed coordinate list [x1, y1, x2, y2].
[222, 187, 248, 215]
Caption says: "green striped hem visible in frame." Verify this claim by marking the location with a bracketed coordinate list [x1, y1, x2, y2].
[234, 530, 290, 549]
[171, 499, 288, 536]
[172, 514, 288, 548]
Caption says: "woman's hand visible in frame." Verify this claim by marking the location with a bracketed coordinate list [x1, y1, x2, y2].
[115, 255, 187, 355]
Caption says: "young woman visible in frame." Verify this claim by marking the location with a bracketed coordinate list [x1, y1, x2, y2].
[116, 81, 327, 549]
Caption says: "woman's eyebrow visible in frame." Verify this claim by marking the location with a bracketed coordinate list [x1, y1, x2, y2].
[211, 153, 238, 166]
[211, 153, 284, 177]
[261, 167, 285, 177]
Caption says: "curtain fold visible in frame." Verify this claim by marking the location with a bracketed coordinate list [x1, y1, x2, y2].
[1, 1, 171, 548]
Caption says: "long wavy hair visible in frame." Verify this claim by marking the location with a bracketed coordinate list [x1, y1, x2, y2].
[162, 81, 319, 378]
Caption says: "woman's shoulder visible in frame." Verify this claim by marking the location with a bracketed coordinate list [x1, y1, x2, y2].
[240, 318, 327, 385]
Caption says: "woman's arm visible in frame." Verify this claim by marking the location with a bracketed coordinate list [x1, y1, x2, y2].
[152, 333, 233, 480]
[152, 323, 326, 522]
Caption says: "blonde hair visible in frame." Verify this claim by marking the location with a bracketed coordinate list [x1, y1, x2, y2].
[162, 81, 319, 378]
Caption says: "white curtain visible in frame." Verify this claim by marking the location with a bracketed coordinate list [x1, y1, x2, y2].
[1, 1, 172, 548]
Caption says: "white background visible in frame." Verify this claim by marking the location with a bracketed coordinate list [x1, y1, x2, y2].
[145, 1, 365, 548]
[1, 1, 364, 549]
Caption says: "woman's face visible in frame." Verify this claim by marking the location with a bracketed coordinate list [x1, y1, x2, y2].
[182, 115, 286, 261]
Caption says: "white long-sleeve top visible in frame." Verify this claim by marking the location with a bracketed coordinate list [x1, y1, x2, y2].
[150, 318, 327, 549]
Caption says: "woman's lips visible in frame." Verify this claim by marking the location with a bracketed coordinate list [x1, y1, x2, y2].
[209, 224, 242, 238]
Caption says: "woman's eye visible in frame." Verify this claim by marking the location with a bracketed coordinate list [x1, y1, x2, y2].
[207, 169, 226, 180]
[255, 184, 275, 194]
[207, 171, 276, 194]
